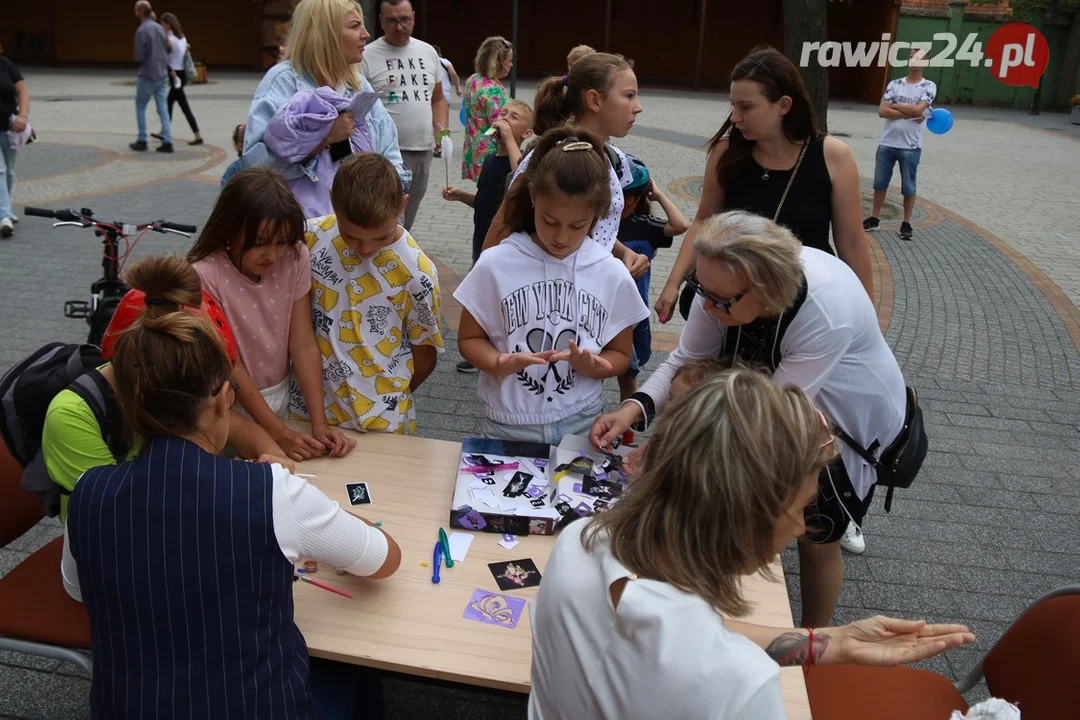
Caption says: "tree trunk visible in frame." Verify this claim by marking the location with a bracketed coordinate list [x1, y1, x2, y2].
[783, 0, 831, 134]
[1056, 10, 1080, 110]
[1031, 73, 1044, 115]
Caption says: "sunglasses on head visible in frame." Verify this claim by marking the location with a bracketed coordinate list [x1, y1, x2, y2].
[684, 272, 747, 315]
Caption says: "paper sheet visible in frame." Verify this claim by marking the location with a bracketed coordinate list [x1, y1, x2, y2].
[447, 532, 475, 562]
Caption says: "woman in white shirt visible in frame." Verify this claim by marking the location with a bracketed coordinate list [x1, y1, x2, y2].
[591, 210, 910, 629]
[61, 286, 399, 719]
[159, 13, 203, 145]
[534, 369, 973, 720]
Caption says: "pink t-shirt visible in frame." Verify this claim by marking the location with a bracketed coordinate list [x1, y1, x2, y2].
[193, 246, 312, 390]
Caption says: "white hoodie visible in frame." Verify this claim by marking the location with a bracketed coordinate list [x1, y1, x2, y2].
[454, 232, 649, 425]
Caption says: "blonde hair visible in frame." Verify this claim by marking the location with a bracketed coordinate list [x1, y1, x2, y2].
[694, 210, 805, 314]
[286, 0, 365, 91]
[474, 35, 513, 79]
[567, 44, 596, 68]
[583, 367, 836, 617]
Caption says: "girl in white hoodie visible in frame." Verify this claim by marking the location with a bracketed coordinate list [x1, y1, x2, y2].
[454, 125, 649, 444]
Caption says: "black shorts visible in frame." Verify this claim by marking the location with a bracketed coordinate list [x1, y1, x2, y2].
[803, 457, 876, 544]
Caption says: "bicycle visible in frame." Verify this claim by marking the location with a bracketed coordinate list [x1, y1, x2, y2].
[23, 206, 197, 346]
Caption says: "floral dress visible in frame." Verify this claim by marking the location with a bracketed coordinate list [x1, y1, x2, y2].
[461, 74, 507, 180]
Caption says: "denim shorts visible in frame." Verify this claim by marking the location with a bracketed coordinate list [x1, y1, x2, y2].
[481, 399, 604, 446]
[873, 145, 921, 196]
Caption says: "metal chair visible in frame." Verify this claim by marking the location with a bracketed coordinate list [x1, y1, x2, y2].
[804, 584, 1080, 719]
[0, 442, 92, 676]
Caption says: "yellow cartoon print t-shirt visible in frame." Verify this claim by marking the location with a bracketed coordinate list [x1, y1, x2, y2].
[290, 215, 444, 434]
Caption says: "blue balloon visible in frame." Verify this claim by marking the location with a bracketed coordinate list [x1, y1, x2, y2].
[459, 105, 466, 126]
[926, 108, 954, 135]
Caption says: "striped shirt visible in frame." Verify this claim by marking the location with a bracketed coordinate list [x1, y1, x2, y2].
[66, 435, 384, 719]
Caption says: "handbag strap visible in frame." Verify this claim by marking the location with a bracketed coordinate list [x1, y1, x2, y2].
[773, 140, 809, 222]
[834, 425, 881, 468]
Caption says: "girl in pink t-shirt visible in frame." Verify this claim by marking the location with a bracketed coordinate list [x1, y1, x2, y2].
[189, 168, 355, 461]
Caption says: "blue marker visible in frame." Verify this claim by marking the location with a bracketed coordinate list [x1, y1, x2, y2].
[431, 541, 444, 584]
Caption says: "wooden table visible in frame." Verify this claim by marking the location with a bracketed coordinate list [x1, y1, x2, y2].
[290, 428, 811, 718]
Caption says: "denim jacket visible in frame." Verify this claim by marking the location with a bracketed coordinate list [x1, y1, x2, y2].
[244, 61, 411, 192]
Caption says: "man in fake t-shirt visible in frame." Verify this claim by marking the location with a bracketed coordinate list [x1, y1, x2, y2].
[361, 0, 450, 232]
[863, 47, 936, 242]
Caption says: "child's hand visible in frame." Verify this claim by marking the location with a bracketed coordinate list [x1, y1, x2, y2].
[493, 119, 512, 141]
[494, 350, 558, 376]
[313, 425, 357, 458]
[327, 111, 355, 144]
[276, 427, 326, 462]
[647, 179, 662, 201]
[623, 444, 644, 476]
[550, 340, 613, 378]
[442, 185, 467, 203]
[622, 249, 651, 279]
[654, 285, 680, 323]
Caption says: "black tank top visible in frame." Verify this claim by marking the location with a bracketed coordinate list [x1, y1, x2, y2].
[723, 137, 834, 255]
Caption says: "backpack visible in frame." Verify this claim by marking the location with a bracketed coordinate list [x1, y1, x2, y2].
[0, 343, 126, 517]
[604, 144, 625, 180]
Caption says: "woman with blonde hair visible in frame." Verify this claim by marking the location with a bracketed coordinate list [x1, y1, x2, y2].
[244, 0, 409, 214]
[535, 368, 970, 719]
[460, 35, 513, 180]
[592, 210, 915, 630]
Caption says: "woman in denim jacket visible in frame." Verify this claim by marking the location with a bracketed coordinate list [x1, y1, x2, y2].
[244, 0, 410, 215]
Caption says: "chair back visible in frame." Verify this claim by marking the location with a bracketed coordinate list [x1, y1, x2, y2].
[0, 443, 44, 547]
[983, 588, 1080, 719]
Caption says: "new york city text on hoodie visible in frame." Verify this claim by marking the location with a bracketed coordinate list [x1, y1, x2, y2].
[454, 232, 649, 425]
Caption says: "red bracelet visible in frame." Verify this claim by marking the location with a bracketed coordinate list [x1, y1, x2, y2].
[807, 628, 815, 666]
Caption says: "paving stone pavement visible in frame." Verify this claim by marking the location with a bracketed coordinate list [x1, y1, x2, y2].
[0, 69, 1077, 718]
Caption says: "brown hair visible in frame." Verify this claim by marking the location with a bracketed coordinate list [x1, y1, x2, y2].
[331, 152, 405, 228]
[583, 367, 836, 617]
[160, 12, 184, 38]
[566, 44, 596, 68]
[709, 45, 822, 190]
[112, 257, 232, 446]
[672, 358, 726, 393]
[533, 52, 633, 136]
[187, 167, 305, 264]
[502, 125, 611, 234]
[474, 36, 513, 79]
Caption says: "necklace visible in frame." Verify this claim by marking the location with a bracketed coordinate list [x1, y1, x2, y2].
[762, 169, 770, 181]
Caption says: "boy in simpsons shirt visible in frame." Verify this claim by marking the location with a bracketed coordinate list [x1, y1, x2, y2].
[293, 152, 443, 434]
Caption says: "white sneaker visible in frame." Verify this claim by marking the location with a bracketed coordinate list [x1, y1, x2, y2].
[10, 215, 17, 223]
[840, 522, 865, 554]
[0, 217, 13, 238]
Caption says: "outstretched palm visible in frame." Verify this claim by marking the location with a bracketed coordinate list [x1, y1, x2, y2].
[842, 616, 975, 665]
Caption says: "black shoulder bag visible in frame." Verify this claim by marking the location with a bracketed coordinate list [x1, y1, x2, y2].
[832, 386, 928, 513]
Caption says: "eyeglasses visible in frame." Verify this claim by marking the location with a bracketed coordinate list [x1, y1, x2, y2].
[684, 272, 746, 315]
[382, 15, 414, 26]
[817, 409, 836, 452]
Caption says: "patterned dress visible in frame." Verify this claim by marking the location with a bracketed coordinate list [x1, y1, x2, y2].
[461, 74, 507, 180]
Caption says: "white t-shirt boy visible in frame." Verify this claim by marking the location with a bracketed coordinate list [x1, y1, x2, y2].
[361, 37, 443, 151]
[879, 77, 937, 150]
[529, 519, 786, 720]
[293, 214, 444, 434]
[453, 231, 649, 426]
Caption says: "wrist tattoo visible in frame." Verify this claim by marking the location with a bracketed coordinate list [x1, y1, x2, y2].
[764, 630, 830, 666]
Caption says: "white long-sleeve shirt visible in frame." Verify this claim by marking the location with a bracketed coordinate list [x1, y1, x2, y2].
[62, 463, 387, 601]
[639, 247, 907, 499]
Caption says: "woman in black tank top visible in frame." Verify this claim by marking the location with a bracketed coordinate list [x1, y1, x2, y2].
[655, 45, 873, 323]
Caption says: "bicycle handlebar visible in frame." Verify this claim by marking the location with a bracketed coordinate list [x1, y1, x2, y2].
[159, 220, 198, 233]
[22, 206, 197, 235]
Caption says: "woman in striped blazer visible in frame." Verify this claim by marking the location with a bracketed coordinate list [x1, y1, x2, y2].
[61, 268, 400, 719]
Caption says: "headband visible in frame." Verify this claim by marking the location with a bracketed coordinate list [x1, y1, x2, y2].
[744, 57, 779, 81]
[561, 75, 568, 87]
